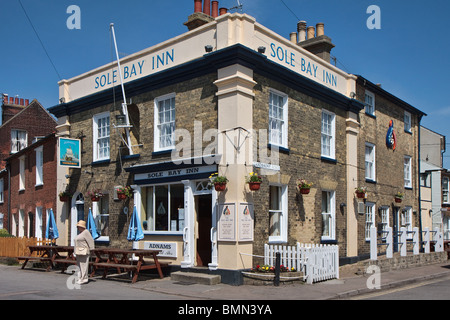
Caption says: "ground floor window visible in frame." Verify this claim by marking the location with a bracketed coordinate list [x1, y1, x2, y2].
[321, 190, 335, 240]
[269, 184, 287, 243]
[93, 195, 109, 238]
[402, 206, 413, 239]
[380, 206, 389, 239]
[365, 202, 375, 241]
[141, 184, 184, 232]
[444, 216, 450, 240]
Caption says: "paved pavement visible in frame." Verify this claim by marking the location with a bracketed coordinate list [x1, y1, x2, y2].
[1, 261, 450, 300]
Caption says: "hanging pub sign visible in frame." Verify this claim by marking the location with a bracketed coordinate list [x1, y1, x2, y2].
[58, 137, 81, 168]
[386, 120, 397, 151]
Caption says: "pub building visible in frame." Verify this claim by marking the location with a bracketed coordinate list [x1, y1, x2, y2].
[49, 0, 425, 284]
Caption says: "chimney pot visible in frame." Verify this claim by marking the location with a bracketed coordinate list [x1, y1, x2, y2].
[316, 23, 324, 37]
[203, 0, 211, 16]
[212, 1, 219, 17]
[219, 7, 228, 15]
[297, 21, 307, 42]
[307, 26, 315, 39]
[194, 0, 202, 13]
[290, 32, 297, 44]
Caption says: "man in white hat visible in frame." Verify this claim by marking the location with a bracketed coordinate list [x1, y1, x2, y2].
[74, 220, 95, 284]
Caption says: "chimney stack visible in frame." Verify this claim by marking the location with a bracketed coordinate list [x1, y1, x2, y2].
[296, 21, 335, 63]
[184, 0, 215, 31]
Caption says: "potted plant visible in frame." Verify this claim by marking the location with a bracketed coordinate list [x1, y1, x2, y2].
[209, 173, 228, 191]
[59, 191, 72, 202]
[117, 186, 133, 200]
[395, 192, 404, 203]
[246, 172, 262, 191]
[87, 189, 104, 202]
[355, 186, 367, 199]
[297, 179, 312, 195]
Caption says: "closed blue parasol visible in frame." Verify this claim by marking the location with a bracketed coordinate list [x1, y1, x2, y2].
[127, 206, 144, 241]
[45, 208, 59, 240]
[86, 208, 100, 240]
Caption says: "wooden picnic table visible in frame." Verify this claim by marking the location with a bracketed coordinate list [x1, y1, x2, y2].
[90, 248, 169, 284]
[17, 245, 75, 271]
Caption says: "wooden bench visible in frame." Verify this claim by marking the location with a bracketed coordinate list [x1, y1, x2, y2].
[17, 256, 54, 270]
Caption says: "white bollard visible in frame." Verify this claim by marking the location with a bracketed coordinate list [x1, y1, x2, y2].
[370, 226, 377, 260]
[400, 227, 407, 257]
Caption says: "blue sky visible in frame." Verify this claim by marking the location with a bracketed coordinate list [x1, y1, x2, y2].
[1, 0, 450, 166]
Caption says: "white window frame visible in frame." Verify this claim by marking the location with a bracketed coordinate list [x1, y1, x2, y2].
[35, 146, 43, 186]
[321, 109, 336, 159]
[380, 206, 390, 238]
[11, 129, 27, 154]
[268, 184, 288, 243]
[268, 89, 288, 149]
[365, 90, 375, 116]
[154, 93, 176, 152]
[402, 207, 413, 240]
[321, 190, 336, 241]
[443, 177, 449, 204]
[0, 178, 4, 203]
[0, 213, 3, 229]
[404, 156, 412, 188]
[365, 143, 376, 181]
[93, 112, 110, 162]
[35, 206, 43, 239]
[19, 209, 25, 237]
[92, 194, 110, 241]
[19, 156, 25, 191]
[404, 111, 412, 133]
[365, 202, 375, 241]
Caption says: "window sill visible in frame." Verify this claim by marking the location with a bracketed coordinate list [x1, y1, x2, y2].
[321, 156, 336, 164]
[92, 159, 110, 166]
[365, 112, 376, 119]
[365, 179, 376, 184]
[152, 149, 174, 157]
[321, 239, 337, 245]
[267, 144, 290, 155]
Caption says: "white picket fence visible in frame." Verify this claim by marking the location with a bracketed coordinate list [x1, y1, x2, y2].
[264, 243, 339, 284]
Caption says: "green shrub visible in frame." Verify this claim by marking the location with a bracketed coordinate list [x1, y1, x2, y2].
[0, 229, 13, 238]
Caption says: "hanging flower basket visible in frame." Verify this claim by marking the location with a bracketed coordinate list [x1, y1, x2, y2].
[246, 172, 262, 191]
[249, 181, 261, 191]
[209, 173, 228, 191]
[59, 191, 72, 202]
[214, 182, 227, 192]
[87, 189, 104, 202]
[299, 188, 310, 195]
[116, 186, 133, 200]
[297, 179, 312, 195]
[355, 187, 367, 199]
[395, 192, 404, 203]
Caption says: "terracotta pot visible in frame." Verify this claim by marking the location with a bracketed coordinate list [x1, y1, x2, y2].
[299, 188, 310, 195]
[91, 196, 100, 202]
[59, 195, 70, 202]
[214, 182, 227, 191]
[356, 192, 366, 199]
[395, 197, 402, 203]
[249, 182, 261, 191]
[118, 193, 127, 200]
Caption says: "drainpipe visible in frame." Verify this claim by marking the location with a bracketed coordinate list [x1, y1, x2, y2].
[418, 115, 423, 251]
[7, 163, 11, 234]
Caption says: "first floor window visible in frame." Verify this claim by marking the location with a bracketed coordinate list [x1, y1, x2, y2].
[365, 90, 375, 116]
[19, 156, 25, 191]
[404, 156, 412, 188]
[365, 143, 375, 181]
[443, 177, 449, 204]
[35, 146, 43, 186]
[141, 184, 184, 232]
[365, 202, 375, 241]
[269, 185, 288, 243]
[269, 90, 288, 148]
[93, 112, 110, 161]
[321, 190, 335, 240]
[0, 213, 3, 229]
[155, 94, 176, 151]
[321, 110, 335, 159]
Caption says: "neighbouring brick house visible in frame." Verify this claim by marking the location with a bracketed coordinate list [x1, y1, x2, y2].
[48, 1, 426, 282]
[0, 97, 59, 238]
